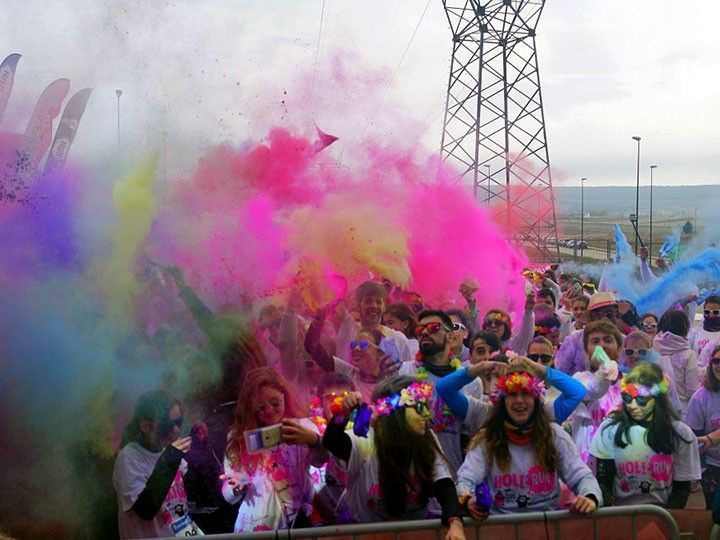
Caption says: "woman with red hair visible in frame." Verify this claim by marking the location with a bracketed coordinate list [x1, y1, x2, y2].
[221, 368, 328, 532]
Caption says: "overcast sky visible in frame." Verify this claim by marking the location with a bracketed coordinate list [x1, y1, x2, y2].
[2, 0, 719, 186]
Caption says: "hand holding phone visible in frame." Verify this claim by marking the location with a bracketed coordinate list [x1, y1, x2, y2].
[244, 424, 283, 454]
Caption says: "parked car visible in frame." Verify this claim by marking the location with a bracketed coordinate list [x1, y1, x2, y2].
[576, 240, 588, 249]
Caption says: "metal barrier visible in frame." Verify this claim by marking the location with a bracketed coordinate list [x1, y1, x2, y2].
[178, 505, 680, 540]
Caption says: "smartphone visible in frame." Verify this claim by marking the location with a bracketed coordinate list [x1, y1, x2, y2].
[244, 423, 283, 454]
[572, 282, 582, 295]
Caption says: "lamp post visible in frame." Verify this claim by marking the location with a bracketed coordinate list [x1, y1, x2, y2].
[632, 136, 642, 255]
[115, 89, 123, 152]
[649, 164, 657, 260]
[581, 177, 587, 259]
[485, 164, 491, 205]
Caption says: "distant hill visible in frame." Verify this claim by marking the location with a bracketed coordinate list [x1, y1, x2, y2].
[554, 185, 717, 219]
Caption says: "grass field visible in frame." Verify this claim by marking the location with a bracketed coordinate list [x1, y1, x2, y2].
[556, 213, 698, 257]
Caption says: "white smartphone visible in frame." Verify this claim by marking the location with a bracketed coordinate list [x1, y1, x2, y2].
[244, 423, 283, 454]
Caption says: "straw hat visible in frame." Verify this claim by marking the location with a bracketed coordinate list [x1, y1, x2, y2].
[578, 291, 619, 324]
[586, 291, 618, 312]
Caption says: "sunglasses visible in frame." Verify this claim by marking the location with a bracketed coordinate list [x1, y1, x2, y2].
[705, 310, 720, 316]
[350, 340, 371, 351]
[642, 322, 658, 329]
[255, 397, 284, 415]
[160, 416, 184, 431]
[527, 353, 553, 363]
[593, 309, 617, 320]
[484, 319, 505, 327]
[711, 357, 720, 366]
[415, 322, 448, 336]
[624, 348, 649, 358]
[621, 393, 653, 407]
[452, 322, 467, 332]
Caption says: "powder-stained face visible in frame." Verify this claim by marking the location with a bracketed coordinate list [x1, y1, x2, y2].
[624, 393, 655, 422]
[253, 386, 285, 427]
[404, 405, 430, 435]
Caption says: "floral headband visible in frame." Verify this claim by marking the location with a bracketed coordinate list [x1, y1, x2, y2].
[490, 372, 545, 405]
[534, 324, 560, 336]
[374, 381, 433, 417]
[485, 312, 509, 324]
[620, 376, 669, 398]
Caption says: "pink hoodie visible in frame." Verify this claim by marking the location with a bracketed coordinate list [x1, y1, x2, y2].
[653, 331, 700, 416]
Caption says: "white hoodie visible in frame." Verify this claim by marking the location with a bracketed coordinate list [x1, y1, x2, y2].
[653, 331, 700, 417]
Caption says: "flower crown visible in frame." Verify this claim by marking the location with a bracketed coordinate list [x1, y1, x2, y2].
[620, 376, 669, 397]
[490, 372, 545, 405]
[374, 381, 434, 417]
[534, 324, 560, 336]
[485, 311, 509, 323]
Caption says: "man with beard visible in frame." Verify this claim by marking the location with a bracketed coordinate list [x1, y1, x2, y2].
[688, 295, 720, 360]
[399, 310, 480, 473]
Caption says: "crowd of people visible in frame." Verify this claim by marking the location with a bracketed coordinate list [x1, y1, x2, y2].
[112, 257, 720, 538]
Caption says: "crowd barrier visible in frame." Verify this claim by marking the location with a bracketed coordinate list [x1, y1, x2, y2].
[168, 505, 682, 540]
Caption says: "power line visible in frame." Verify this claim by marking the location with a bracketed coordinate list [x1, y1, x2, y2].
[359, 0, 433, 140]
[308, 0, 328, 121]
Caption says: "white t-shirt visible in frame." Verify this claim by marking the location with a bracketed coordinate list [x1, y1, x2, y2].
[570, 370, 621, 465]
[685, 387, 720, 468]
[222, 418, 321, 532]
[688, 326, 720, 361]
[113, 442, 201, 539]
[589, 419, 701, 506]
[457, 423, 602, 513]
[344, 430, 451, 522]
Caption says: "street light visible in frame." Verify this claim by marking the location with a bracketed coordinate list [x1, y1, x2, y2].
[632, 136, 641, 255]
[484, 164, 491, 205]
[649, 165, 657, 261]
[581, 177, 587, 258]
[116, 89, 123, 152]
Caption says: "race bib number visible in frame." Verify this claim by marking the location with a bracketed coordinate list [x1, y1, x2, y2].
[170, 514, 202, 536]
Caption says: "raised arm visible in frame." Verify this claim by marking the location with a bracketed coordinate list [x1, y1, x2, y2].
[303, 308, 336, 372]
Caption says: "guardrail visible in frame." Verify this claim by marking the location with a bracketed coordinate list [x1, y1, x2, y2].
[173, 504, 681, 540]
